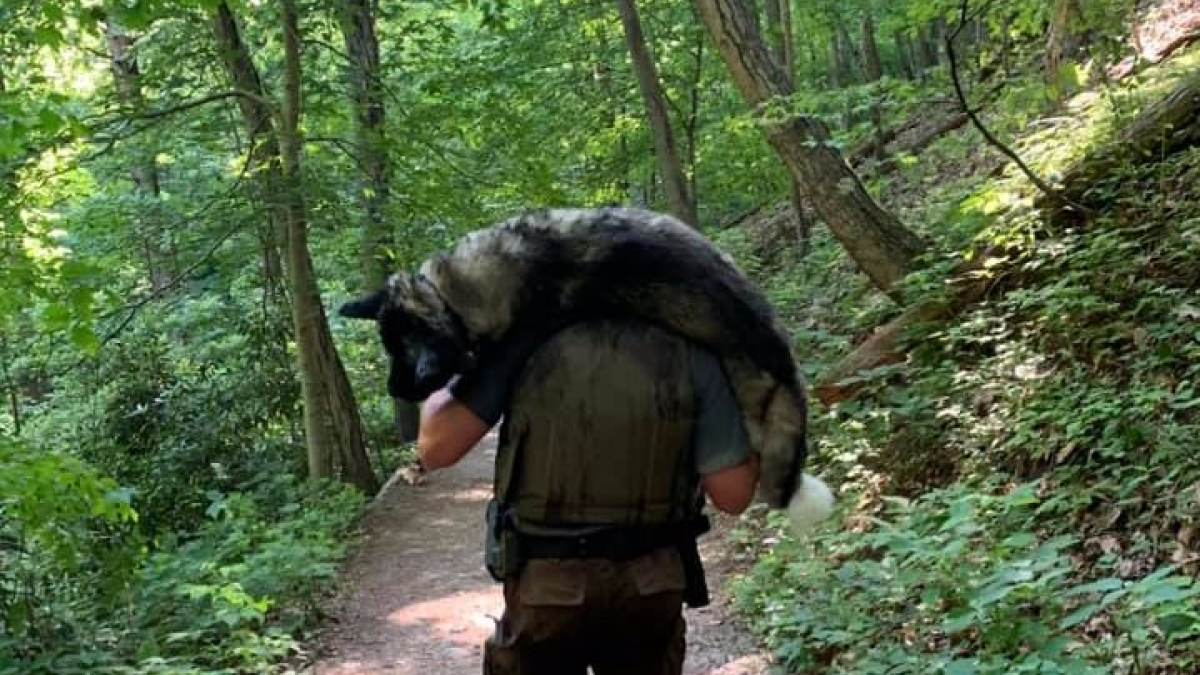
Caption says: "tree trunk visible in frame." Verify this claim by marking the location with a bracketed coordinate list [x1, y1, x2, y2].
[764, 0, 810, 253]
[693, 0, 926, 300]
[814, 249, 996, 405]
[337, 0, 419, 444]
[211, 2, 285, 301]
[1045, 0, 1083, 107]
[919, 20, 941, 70]
[592, 54, 631, 200]
[104, 21, 171, 293]
[614, 0, 697, 226]
[211, 0, 377, 493]
[684, 19, 705, 206]
[860, 13, 887, 159]
[764, 0, 785, 79]
[894, 29, 916, 80]
[279, 0, 377, 493]
[833, 20, 858, 128]
[861, 13, 883, 82]
[0, 335, 19, 436]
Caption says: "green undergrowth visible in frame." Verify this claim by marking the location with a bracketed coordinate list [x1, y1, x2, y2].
[718, 48, 1200, 675]
[1, 438, 365, 675]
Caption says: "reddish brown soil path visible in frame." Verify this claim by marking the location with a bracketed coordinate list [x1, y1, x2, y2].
[308, 434, 771, 675]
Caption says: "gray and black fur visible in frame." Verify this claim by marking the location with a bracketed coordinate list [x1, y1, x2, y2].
[340, 207, 832, 525]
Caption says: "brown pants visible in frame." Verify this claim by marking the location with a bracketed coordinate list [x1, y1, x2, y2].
[483, 547, 687, 675]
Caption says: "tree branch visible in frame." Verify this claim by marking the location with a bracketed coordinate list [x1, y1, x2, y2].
[946, 0, 1090, 217]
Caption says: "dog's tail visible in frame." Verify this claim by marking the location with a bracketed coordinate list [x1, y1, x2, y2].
[756, 380, 835, 534]
[787, 473, 835, 532]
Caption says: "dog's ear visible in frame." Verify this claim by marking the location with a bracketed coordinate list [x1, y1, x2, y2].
[339, 289, 387, 320]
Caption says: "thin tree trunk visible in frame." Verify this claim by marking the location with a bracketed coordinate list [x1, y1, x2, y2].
[592, 54, 631, 200]
[211, 2, 285, 301]
[861, 13, 883, 82]
[764, 0, 810, 253]
[0, 70, 17, 434]
[778, 0, 795, 85]
[861, 13, 887, 159]
[764, 0, 785, 74]
[919, 20, 941, 70]
[0, 335, 19, 435]
[693, 0, 926, 300]
[1045, 0, 1083, 107]
[894, 29, 917, 80]
[337, 0, 419, 444]
[211, 0, 377, 492]
[684, 17, 705, 209]
[279, 0, 377, 493]
[614, 0, 697, 226]
[104, 21, 171, 293]
[834, 20, 857, 128]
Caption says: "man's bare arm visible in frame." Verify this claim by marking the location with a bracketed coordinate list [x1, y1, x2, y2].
[417, 388, 491, 470]
[702, 455, 759, 515]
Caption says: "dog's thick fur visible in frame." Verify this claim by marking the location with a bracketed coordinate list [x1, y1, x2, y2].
[341, 207, 833, 528]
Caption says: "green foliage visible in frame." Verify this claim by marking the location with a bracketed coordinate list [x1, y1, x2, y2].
[0, 439, 138, 655]
[0, 0, 1192, 672]
[120, 477, 363, 673]
[735, 483, 1200, 674]
[1, 464, 364, 675]
[719, 24, 1200, 673]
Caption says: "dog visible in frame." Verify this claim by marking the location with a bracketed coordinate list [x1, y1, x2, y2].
[340, 207, 833, 531]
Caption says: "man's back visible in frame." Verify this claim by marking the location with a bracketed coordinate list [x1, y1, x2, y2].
[498, 319, 700, 528]
[416, 318, 756, 675]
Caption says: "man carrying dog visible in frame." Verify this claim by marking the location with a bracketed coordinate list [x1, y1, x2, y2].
[416, 316, 757, 675]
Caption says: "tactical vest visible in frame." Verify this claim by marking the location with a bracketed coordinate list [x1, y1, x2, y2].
[493, 319, 699, 528]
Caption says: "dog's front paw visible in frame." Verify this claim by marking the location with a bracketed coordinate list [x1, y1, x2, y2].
[398, 460, 428, 487]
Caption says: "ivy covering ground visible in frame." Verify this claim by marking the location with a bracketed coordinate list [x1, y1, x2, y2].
[718, 45, 1200, 675]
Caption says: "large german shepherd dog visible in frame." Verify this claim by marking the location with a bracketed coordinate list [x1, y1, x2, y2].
[340, 207, 833, 530]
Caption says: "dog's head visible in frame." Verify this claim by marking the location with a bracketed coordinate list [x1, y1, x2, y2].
[339, 273, 468, 401]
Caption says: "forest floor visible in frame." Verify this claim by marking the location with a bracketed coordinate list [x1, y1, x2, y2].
[307, 433, 771, 675]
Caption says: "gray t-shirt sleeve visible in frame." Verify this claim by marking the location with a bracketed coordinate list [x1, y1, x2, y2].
[690, 347, 752, 475]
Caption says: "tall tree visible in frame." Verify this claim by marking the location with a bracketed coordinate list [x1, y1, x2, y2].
[614, 0, 697, 226]
[693, 0, 926, 300]
[211, 0, 378, 493]
[764, 0, 812, 254]
[209, 3, 285, 301]
[336, 0, 419, 443]
[103, 20, 172, 292]
[860, 12, 887, 158]
[1045, 0, 1084, 107]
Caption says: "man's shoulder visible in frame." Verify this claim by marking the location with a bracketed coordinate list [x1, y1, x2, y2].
[550, 317, 692, 349]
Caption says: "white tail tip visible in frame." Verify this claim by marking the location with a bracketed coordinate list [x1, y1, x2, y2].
[787, 473, 835, 533]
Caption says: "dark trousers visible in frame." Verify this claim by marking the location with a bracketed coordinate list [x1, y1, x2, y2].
[483, 547, 686, 675]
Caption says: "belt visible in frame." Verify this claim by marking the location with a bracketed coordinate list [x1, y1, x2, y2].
[516, 523, 692, 561]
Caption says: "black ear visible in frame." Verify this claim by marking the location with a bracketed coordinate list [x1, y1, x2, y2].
[339, 290, 387, 320]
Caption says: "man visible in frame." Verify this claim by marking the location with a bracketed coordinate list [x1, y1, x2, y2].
[417, 317, 758, 675]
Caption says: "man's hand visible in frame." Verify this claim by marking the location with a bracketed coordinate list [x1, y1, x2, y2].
[417, 315, 579, 470]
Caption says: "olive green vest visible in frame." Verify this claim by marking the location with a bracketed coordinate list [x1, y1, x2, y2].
[494, 320, 698, 527]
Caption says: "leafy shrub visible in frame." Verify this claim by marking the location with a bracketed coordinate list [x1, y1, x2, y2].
[734, 483, 1200, 675]
[1, 446, 364, 675]
[0, 439, 138, 663]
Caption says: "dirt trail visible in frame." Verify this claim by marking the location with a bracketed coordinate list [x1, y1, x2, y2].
[310, 434, 772, 675]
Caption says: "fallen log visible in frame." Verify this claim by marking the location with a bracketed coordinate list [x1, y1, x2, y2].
[1040, 71, 1200, 221]
[813, 248, 1001, 406]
